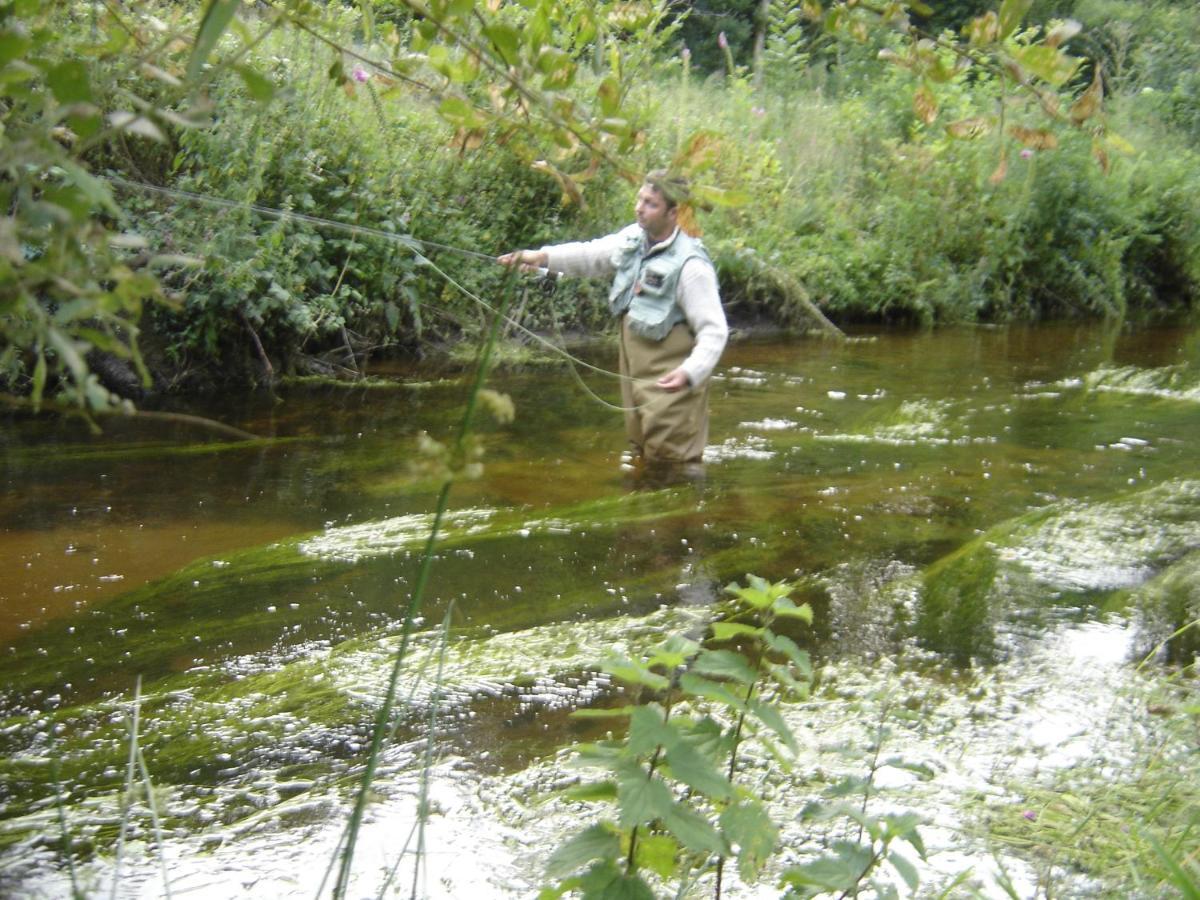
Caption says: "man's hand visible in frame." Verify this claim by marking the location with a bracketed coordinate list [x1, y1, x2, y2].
[497, 249, 548, 271]
[656, 368, 690, 393]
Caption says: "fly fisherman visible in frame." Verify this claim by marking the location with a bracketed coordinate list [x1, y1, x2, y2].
[498, 170, 728, 468]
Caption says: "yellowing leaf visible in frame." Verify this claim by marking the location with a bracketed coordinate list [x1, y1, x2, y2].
[945, 116, 992, 139]
[1092, 138, 1110, 173]
[998, 0, 1033, 39]
[965, 11, 999, 47]
[1070, 65, 1104, 124]
[1008, 125, 1058, 149]
[913, 85, 938, 125]
[988, 152, 1009, 184]
[1044, 18, 1081, 49]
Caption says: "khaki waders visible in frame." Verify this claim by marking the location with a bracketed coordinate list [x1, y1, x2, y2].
[618, 317, 709, 462]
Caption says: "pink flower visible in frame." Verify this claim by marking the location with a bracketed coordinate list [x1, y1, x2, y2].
[1020, 148, 1034, 159]
[752, 106, 766, 117]
[681, 46, 691, 62]
[1023, 810, 1037, 821]
[718, 31, 729, 50]
[352, 65, 370, 83]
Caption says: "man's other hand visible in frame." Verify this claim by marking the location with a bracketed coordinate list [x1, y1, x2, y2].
[656, 369, 690, 392]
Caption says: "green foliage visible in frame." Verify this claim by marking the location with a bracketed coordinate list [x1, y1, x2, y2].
[542, 574, 815, 896]
[0, 0, 168, 417]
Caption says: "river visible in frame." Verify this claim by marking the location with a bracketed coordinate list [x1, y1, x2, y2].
[2, 322, 1198, 897]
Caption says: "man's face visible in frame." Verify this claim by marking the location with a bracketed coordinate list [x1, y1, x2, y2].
[634, 184, 677, 241]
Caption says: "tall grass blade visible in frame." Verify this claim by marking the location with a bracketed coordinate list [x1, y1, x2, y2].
[52, 760, 83, 900]
[331, 270, 516, 899]
[137, 744, 173, 899]
[111, 675, 143, 900]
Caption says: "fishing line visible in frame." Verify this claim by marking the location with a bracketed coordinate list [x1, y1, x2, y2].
[107, 175, 669, 411]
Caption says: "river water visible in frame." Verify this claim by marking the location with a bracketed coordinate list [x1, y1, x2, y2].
[1, 323, 1198, 897]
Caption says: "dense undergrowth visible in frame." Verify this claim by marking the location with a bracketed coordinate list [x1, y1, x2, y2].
[7, 0, 1198, 397]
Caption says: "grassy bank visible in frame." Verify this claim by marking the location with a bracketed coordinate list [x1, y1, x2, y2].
[53, 0, 1197, 393]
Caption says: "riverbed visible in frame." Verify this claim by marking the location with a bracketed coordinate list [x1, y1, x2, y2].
[2, 323, 1198, 897]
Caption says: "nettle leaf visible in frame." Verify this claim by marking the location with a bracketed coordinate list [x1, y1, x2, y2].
[617, 765, 674, 829]
[766, 632, 812, 679]
[725, 581, 772, 610]
[570, 705, 635, 720]
[748, 699, 797, 753]
[692, 649, 758, 686]
[633, 833, 679, 880]
[108, 112, 166, 142]
[647, 633, 700, 670]
[627, 704, 677, 756]
[679, 673, 748, 712]
[888, 850, 920, 891]
[661, 800, 729, 856]
[577, 860, 655, 900]
[710, 622, 764, 642]
[602, 655, 670, 691]
[719, 799, 778, 883]
[565, 780, 618, 802]
[780, 841, 875, 891]
[663, 739, 733, 800]
[545, 823, 621, 879]
[771, 596, 813, 623]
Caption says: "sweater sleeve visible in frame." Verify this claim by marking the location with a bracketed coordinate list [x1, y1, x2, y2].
[676, 257, 728, 387]
[541, 228, 628, 279]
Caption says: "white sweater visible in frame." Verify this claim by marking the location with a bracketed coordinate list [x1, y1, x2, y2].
[541, 226, 728, 387]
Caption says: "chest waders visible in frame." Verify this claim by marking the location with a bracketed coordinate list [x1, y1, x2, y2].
[609, 227, 713, 463]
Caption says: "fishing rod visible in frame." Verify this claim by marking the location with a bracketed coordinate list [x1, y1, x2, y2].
[108, 174, 516, 268]
[106, 175, 664, 411]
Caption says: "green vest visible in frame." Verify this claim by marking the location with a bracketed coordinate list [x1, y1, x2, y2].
[607, 225, 712, 341]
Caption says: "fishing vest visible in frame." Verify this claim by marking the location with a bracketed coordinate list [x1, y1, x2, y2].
[607, 225, 712, 341]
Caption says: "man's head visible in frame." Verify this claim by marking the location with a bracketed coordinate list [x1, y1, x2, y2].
[636, 170, 690, 242]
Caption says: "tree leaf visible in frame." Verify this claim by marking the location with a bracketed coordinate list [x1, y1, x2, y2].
[48, 60, 93, 104]
[597, 76, 620, 117]
[235, 64, 274, 102]
[998, 0, 1033, 40]
[913, 84, 938, 125]
[570, 706, 635, 720]
[483, 23, 521, 66]
[945, 116, 992, 139]
[1069, 65, 1103, 125]
[108, 112, 166, 142]
[545, 823, 621, 879]
[188, 0, 241, 83]
[1011, 44, 1081, 87]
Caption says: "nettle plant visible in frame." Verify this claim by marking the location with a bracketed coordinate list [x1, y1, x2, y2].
[540, 574, 930, 899]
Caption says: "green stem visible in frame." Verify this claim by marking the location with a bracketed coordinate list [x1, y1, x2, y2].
[331, 268, 515, 899]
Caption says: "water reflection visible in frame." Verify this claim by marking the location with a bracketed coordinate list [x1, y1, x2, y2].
[1, 323, 1198, 894]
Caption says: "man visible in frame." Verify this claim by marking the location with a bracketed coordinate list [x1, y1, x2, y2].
[498, 171, 728, 465]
